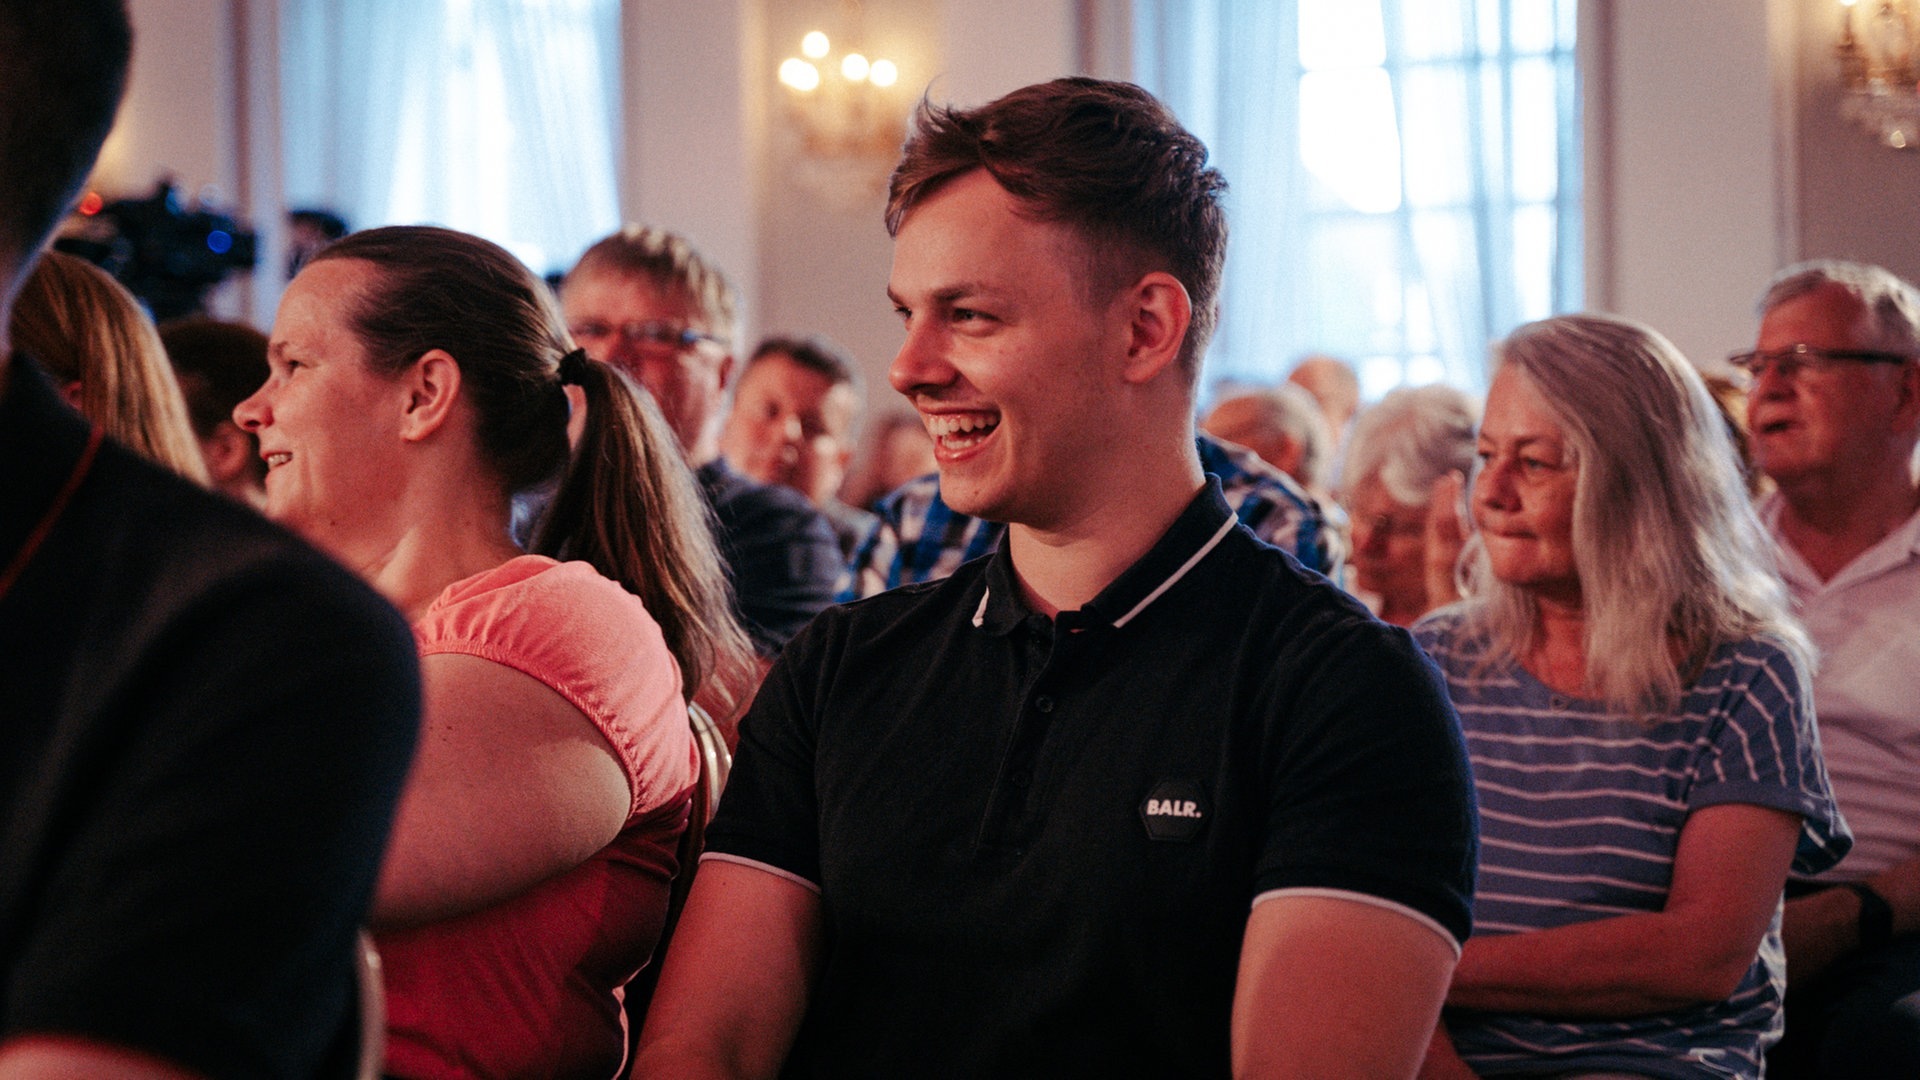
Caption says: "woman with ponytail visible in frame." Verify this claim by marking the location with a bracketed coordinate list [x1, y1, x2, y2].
[234, 225, 754, 1079]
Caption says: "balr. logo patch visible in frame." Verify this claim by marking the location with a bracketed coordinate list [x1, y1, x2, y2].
[1140, 779, 1208, 842]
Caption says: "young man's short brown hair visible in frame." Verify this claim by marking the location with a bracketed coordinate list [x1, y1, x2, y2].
[885, 77, 1228, 378]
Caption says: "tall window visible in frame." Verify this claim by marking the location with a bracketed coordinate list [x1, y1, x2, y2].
[1134, 0, 1580, 396]
[282, 0, 621, 276]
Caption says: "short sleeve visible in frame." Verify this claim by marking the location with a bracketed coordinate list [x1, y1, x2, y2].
[1689, 639, 1852, 876]
[701, 617, 831, 889]
[1253, 618, 1478, 947]
[413, 557, 691, 822]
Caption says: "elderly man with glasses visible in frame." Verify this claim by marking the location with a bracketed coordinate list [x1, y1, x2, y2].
[561, 227, 840, 660]
[1736, 260, 1920, 1080]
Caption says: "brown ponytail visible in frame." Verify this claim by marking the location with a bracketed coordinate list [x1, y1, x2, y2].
[532, 356, 755, 711]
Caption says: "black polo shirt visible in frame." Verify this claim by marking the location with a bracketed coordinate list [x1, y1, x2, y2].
[705, 480, 1476, 1078]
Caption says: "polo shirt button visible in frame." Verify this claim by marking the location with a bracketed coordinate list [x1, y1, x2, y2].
[1009, 768, 1032, 787]
[1035, 695, 1055, 713]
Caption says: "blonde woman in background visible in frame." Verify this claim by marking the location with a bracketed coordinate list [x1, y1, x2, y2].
[11, 249, 208, 484]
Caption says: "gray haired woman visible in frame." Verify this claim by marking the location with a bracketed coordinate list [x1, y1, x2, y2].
[1415, 313, 1850, 1080]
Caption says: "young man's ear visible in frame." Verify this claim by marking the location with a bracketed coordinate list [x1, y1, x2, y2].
[1120, 271, 1192, 385]
[398, 349, 463, 442]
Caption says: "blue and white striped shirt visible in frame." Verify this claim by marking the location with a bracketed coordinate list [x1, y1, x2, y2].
[1415, 611, 1850, 1080]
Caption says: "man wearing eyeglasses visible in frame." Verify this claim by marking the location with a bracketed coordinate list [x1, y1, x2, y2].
[561, 227, 841, 658]
[1737, 260, 1920, 1080]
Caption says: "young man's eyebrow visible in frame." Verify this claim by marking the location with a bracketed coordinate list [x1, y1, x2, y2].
[889, 281, 1003, 306]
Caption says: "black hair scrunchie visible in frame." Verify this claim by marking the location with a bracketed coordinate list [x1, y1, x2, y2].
[557, 347, 593, 386]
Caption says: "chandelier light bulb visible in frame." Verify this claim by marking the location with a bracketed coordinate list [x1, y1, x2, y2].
[870, 58, 899, 87]
[801, 31, 830, 59]
[780, 57, 821, 92]
[842, 53, 871, 81]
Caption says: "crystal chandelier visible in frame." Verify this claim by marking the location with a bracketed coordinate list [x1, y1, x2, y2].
[775, 3, 906, 164]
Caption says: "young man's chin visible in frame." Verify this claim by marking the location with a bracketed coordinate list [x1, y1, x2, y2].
[937, 475, 1017, 524]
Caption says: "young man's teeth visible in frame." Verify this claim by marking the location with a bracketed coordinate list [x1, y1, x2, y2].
[266, 453, 291, 468]
[927, 414, 999, 447]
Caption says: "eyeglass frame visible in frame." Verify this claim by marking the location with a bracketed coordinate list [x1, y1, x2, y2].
[1726, 344, 1916, 381]
[567, 319, 726, 353]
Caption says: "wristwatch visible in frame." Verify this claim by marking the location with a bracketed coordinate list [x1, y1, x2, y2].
[1841, 881, 1895, 951]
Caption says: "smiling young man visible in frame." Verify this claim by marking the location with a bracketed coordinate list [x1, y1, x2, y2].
[635, 78, 1476, 1079]
[1740, 261, 1920, 1079]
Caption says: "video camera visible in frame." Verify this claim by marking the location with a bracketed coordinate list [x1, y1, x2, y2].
[56, 181, 258, 321]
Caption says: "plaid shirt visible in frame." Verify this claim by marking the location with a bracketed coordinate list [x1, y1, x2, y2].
[840, 434, 1342, 600]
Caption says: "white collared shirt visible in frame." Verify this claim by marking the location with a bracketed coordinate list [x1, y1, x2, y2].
[1764, 493, 1920, 877]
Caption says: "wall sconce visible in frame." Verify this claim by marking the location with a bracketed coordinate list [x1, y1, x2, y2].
[776, 18, 907, 167]
[1837, 0, 1920, 148]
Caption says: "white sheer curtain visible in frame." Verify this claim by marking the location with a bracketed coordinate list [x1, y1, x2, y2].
[282, 0, 621, 276]
[1134, 0, 1581, 397]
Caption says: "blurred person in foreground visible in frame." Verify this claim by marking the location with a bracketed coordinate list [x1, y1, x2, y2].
[1415, 313, 1848, 1080]
[234, 225, 754, 1078]
[159, 316, 271, 507]
[720, 334, 877, 558]
[637, 77, 1474, 1079]
[0, 3, 421, 1076]
[1341, 384, 1479, 627]
[1738, 260, 1920, 1080]
[11, 248, 208, 484]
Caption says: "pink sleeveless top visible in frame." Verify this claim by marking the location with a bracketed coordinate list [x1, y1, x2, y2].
[379, 556, 696, 1079]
